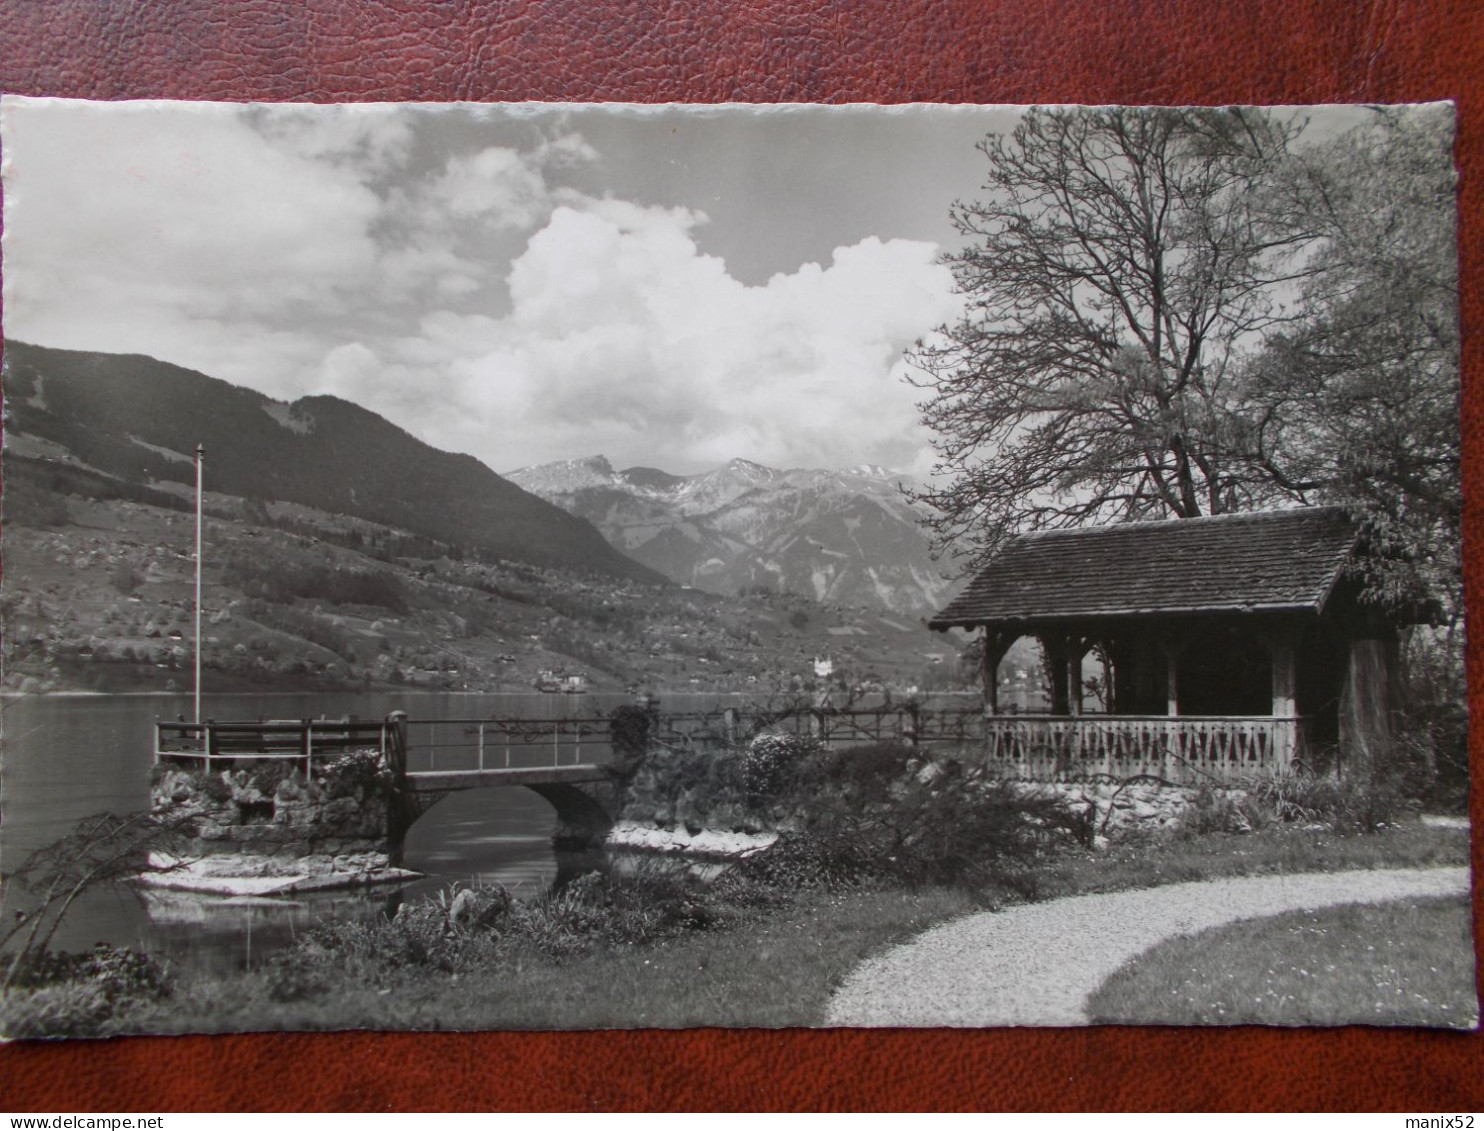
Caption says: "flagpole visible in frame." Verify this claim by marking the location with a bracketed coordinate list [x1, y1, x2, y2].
[194, 443, 204, 726]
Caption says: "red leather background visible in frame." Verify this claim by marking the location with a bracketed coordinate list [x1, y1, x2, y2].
[1, 0, 1481, 1112]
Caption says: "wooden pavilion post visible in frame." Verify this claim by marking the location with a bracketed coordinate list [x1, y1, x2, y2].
[1160, 641, 1183, 717]
[1039, 635, 1070, 715]
[1269, 629, 1299, 771]
[980, 627, 1017, 715]
[1158, 636, 1187, 779]
[1066, 645, 1085, 717]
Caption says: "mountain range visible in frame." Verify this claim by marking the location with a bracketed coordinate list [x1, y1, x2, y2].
[1, 343, 961, 696]
[508, 455, 958, 618]
[2, 341, 665, 587]
[3, 341, 959, 621]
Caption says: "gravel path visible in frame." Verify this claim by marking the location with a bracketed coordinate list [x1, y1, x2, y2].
[826, 867, 1471, 1027]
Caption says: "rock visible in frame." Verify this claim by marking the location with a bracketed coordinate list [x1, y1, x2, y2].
[708, 801, 747, 829]
[300, 855, 335, 877]
[333, 853, 367, 874]
[230, 784, 267, 807]
[282, 804, 320, 828]
[322, 797, 361, 822]
[448, 888, 481, 927]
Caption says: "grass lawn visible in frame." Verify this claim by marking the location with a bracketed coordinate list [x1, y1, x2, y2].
[1086, 894, 1478, 1027]
[993, 820, 1470, 904]
[117, 885, 983, 1032]
[114, 820, 1472, 1034]
[3, 820, 1471, 1035]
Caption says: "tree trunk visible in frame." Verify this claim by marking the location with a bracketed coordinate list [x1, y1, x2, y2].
[1339, 636, 1396, 781]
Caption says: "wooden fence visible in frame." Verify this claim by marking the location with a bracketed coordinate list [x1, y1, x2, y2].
[156, 708, 1304, 783]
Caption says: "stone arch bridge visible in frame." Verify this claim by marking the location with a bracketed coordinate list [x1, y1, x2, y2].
[383, 712, 627, 859]
[152, 704, 979, 863]
[155, 711, 644, 862]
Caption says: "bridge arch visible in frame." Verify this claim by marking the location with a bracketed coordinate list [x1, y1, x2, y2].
[381, 709, 625, 865]
[388, 775, 623, 867]
[525, 781, 618, 851]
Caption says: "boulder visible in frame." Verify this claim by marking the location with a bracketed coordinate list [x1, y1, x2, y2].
[448, 887, 481, 927]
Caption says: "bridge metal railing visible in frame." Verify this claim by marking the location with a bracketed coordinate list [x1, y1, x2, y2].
[400, 716, 614, 775]
[152, 705, 994, 781]
[154, 718, 391, 776]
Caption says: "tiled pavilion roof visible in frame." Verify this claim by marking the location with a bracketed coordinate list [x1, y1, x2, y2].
[929, 507, 1360, 629]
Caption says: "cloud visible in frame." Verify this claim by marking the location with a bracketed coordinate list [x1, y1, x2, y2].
[3, 101, 962, 478]
[418, 132, 598, 233]
[376, 200, 962, 475]
[430, 147, 550, 227]
[2, 103, 598, 374]
[2, 100, 396, 394]
[246, 103, 415, 172]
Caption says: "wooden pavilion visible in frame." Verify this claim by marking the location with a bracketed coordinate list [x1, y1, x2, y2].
[928, 507, 1401, 781]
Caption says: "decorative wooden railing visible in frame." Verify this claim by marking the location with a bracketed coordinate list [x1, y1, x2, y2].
[979, 715, 1304, 782]
[156, 708, 1303, 784]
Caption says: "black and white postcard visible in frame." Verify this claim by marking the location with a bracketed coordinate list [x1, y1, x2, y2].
[0, 98, 1470, 1036]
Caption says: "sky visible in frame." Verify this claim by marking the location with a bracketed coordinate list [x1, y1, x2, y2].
[0, 99, 1418, 478]
[1, 99, 1029, 477]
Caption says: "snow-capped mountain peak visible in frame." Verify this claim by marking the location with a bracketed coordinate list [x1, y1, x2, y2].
[507, 455, 956, 617]
[506, 455, 618, 496]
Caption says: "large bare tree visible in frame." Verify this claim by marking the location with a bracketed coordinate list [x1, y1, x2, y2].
[909, 106, 1320, 568]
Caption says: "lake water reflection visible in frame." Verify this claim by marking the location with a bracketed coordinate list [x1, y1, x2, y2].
[1, 689, 739, 970]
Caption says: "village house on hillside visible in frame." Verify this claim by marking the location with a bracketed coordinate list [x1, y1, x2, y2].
[929, 507, 1413, 782]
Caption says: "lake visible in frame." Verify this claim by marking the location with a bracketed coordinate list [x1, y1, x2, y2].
[1, 688, 743, 971]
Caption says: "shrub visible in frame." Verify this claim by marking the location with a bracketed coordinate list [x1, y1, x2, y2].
[728, 829, 877, 892]
[0, 979, 114, 1038]
[298, 867, 736, 977]
[10, 944, 172, 1002]
[503, 869, 724, 954]
[110, 560, 141, 595]
[1329, 771, 1411, 834]
[1178, 785, 1261, 837]
[2, 945, 172, 1037]
[247, 759, 298, 797]
[776, 742, 1079, 888]
[803, 740, 914, 793]
[744, 732, 819, 804]
[263, 954, 333, 1003]
[1244, 769, 1411, 834]
[1392, 709, 1468, 812]
[608, 705, 651, 780]
[317, 748, 389, 800]
[1249, 775, 1343, 824]
[1396, 626, 1469, 810]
